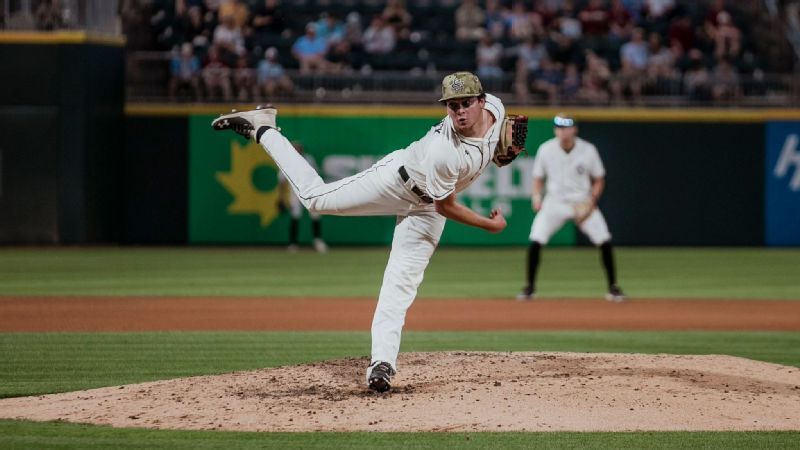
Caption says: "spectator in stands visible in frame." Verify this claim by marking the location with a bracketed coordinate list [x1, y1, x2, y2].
[615, 27, 647, 102]
[456, 0, 486, 41]
[35, 0, 63, 30]
[218, 0, 249, 30]
[579, 0, 610, 52]
[292, 23, 330, 74]
[363, 15, 396, 55]
[532, 57, 564, 104]
[316, 12, 345, 44]
[514, 35, 549, 101]
[645, 31, 678, 94]
[609, 0, 634, 43]
[344, 12, 364, 48]
[683, 48, 711, 101]
[382, 0, 412, 40]
[169, 42, 202, 101]
[327, 38, 355, 73]
[258, 46, 294, 99]
[561, 62, 582, 99]
[667, 14, 693, 52]
[556, 1, 583, 41]
[641, 0, 674, 34]
[202, 45, 233, 101]
[711, 57, 740, 102]
[507, 1, 534, 41]
[476, 31, 504, 79]
[712, 11, 741, 60]
[213, 13, 245, 60]
[251, 0, 287, 38]
[178, 6, 212, 49]
[232, 54, 256, 101]
[484, 0, 507, 40]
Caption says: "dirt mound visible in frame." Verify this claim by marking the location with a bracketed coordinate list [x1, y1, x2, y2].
[1, 352, 798, 432]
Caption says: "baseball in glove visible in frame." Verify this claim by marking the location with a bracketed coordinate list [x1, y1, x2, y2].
[493, 115, 529, 167]
[573, 200, 595, 225]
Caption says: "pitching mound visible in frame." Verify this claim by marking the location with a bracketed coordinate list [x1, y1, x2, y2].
[1, 352, 798, 432]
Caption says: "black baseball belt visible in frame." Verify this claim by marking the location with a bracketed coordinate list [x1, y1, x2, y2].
[398, 166, 433, 204]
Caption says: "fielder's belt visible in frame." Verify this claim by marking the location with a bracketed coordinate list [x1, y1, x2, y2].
[398, 166, 434, 204]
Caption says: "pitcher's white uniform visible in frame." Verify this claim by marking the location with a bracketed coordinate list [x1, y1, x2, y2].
[278, 155, 321, 221]
[530, 136, 611, 245]
[258, 94, 505, 370]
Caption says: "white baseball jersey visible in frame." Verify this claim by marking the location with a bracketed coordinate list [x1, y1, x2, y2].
[529, 136, 611, 245]
[532, 137, 605, 202]
[402, 93, 505, 200]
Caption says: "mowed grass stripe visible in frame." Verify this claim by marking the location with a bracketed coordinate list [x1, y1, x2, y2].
[1, 331, 798, 398]
[0, 420, 799, 449]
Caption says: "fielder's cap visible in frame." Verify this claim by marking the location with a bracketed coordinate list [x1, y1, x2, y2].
[553, 113, 576, 128]
[439, 71, 483, 102]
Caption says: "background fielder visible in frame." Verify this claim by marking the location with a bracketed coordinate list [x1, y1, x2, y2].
[277, 142, 328, 254]
[518, 114, 625, 302]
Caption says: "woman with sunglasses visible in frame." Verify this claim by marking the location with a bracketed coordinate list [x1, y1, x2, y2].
[211, 72, 525, 393]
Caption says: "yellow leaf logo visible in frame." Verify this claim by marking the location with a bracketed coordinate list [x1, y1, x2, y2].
[216, 140, 281, 227]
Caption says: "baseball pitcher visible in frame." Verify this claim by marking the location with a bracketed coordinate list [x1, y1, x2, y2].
[212, 72, 528, 392]
[518, 114, 625, 302]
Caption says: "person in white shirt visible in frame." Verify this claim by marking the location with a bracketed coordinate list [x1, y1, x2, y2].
[518, 114, 625, 302]
[211, 72, 526, 393]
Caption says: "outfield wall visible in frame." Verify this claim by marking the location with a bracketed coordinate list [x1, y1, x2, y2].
[124, 105, 800, 247]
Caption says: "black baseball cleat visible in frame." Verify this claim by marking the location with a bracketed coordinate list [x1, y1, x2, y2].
[605, 284, 626, 302]
[366, 361, 395, 393]
[516, 286, 536, 301]
[211, 105, 279, 140]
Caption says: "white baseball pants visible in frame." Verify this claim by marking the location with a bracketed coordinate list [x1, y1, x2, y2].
[529, 197, 611, 245]
[258, 129, 446, 372]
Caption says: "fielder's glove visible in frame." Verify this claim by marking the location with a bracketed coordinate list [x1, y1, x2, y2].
[493, 115, 529, 167]
[573, 200, 595, 225]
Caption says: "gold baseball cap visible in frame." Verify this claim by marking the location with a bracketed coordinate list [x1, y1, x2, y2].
[439, 71, 483, 102]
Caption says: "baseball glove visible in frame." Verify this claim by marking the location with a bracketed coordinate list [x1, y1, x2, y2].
[493, 115, 529, 167]
[573, 201, 595, 225]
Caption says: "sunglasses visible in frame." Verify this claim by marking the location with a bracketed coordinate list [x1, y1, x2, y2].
[446, 97, 477, 112]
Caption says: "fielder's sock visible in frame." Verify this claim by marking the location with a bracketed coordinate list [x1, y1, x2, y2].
[526, 242, 542, 291]
[600, 241, 617, 288]
[289, 218, 299, 245]
[255, 126, 274, 143]
[312, 218, 322, 239]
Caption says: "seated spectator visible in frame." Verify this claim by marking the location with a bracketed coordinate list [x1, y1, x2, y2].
[344, 12, 364, 48]
[316, 12, 345, 44]
[363, 15, 396, 55]
[251, 0, 287, 38]
[327, 39, 355, 73]
[667, 14, 694, 52]
[579, 0, 610, 46]
[218, 0, 249, 30]
[609, 0, 634, 42]
[484, 0, 507, 41]
[258, 47, 294, 98]
[642, 0, 674, 34]
[169, 42, 202, 101]
[615, 27, 648, 102]
[712, 11, 741, 60]
[514, 36, 548, 101]
[213, 13, 245, 60]
[202, 45, 233, 101]
[645, 32, 678, 94]
[683, 48, 711, 101]
[556, 2, 583, 41]
[476, 32, 504, 79]
[35, 0, 63, 30]
[532, 58, 564, 105]
[382, 0, 412, 40]
[177, 6, 212, 49]
[561, 62, 582, 99]
[507, 1, 534, 41]
[711, 57, 740, 102]
[456, 0, 486, 41]
[292, 23, 330, 74]
[232, 54, 256, 101]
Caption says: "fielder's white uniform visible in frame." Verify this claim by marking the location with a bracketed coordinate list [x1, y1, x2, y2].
[258, 94, 505, 370]
[530, 137, 612, 245]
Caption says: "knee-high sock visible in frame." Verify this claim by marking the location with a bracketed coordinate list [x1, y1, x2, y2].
[312, 218, 322, 239]
[600, 241, 617, 288]
[289, 218, 299, 245]
[526, 242, 542, 290]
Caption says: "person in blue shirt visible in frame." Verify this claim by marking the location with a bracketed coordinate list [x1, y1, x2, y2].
[292, 22, 329, 74]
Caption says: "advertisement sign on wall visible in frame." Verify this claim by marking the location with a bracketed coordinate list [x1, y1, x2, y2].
[765, 122, 800, 246]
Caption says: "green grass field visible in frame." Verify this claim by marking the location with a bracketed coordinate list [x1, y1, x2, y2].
[1, 247, 799, 448]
